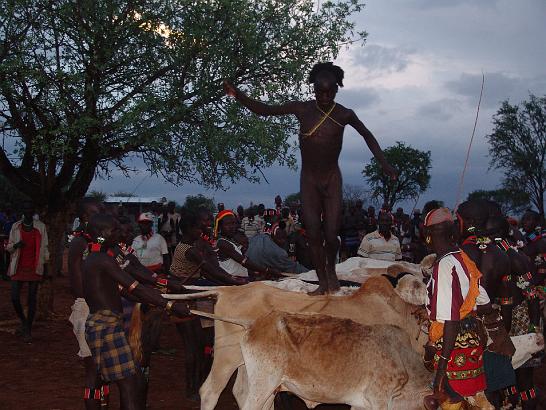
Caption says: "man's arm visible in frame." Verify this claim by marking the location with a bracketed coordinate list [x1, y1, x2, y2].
[224, 80, 302, 117]
[346, 110, 397, 179]
[217, 239, 278, 275]
[185, 247, 246, 285]
[103, 257, 188, 316]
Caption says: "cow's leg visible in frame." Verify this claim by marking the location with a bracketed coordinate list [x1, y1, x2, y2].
[240, 345, 281, 410]
[232, 365, 248, 408]
[199, 345, 243, 410]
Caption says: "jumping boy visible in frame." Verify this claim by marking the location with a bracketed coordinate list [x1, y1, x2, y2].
[224, 62, 396, 294]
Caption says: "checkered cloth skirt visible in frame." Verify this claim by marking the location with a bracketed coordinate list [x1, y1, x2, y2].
[86, 310, 137, 382]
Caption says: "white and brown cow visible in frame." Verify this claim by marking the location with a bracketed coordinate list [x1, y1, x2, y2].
[167, 276, 429, 409]
[192, 310, 433, 410]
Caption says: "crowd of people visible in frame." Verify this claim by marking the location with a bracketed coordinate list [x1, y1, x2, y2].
[1, 194, 545, 410]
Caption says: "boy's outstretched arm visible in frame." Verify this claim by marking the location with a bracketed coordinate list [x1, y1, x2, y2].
[224, 80, 301, 117]
[347, 110, 397, 180]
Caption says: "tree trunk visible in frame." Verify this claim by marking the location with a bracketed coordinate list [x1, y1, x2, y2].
[36, 210, 71, 320]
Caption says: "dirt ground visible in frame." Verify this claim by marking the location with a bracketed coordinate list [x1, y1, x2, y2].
[0, 275, 544, 410]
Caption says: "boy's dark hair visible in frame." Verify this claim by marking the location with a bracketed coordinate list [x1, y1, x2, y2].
[308, 62, 344, 87]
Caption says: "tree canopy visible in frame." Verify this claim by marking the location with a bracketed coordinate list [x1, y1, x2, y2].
[487, 94, 546, 218]
[362, 141, 431, 208]
[183, 194, 215, 214]
[0, 0, 365, 218]
[466, 188, 530, 216]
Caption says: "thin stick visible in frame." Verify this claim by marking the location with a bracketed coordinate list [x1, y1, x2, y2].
[454, 72, 484, 211]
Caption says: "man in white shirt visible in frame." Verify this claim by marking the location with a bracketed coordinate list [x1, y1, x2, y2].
[357, 211, 402, 261]
[132, 212, 170, 274]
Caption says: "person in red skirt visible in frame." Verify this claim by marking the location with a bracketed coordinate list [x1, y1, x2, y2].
[6, 201, 49, 343]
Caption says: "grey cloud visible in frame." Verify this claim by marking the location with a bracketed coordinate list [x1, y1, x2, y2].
[445, 72, 546, 108]
[350, 44, 413, 75]
[416, 98, 463, 121]
[337, 87, 381, 110]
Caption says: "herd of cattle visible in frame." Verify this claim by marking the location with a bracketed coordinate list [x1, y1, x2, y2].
[164, 257, 544, 410]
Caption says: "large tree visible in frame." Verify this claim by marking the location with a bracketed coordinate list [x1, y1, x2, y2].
[362, 141, 431, 208]
[487, 94, 546, 219]
[466, 188, 530, 216]
[0, 0, 364, 283]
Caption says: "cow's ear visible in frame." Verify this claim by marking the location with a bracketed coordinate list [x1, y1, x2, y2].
[382, 274, 398, 288]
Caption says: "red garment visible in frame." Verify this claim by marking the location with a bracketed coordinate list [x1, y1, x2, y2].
[12, 228, 41, 281]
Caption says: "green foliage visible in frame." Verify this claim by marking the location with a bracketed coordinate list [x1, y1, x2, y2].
[363, 142, 431, 208]
[487, 94, 546, 218]
[183, 194, 215, 214]
[0, 174, 28, 206]
[467, 188, 530, 216]
[0, 0, 365, 217]
[284, 192, 301, 206]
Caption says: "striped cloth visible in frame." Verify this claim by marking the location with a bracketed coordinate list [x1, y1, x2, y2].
[85, 310, 137, 382]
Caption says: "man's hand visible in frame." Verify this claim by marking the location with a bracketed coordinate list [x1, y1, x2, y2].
[223, 80, 238, 98]
[13, 240, 25, 249]
[382, 163, 397, 181]
[423, 344, 437, 372]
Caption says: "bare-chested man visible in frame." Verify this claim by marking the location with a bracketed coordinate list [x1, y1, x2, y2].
[486, 216, 542, 409]
[224, 62, 396, 294]
[68, 198, 107, 409]
[82, 214, 188, 410]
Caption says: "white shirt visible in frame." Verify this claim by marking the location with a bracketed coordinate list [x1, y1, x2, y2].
[426, 251, 490, 323]
[132, 233, 168, 268]
[357, 230, 402, 261]
[218, 238, 248, 277]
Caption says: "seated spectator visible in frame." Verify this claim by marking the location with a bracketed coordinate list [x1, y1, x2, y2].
[247, 224, 308, 273]
[357, 211, 402, 261]
[215, 210, 278, 279]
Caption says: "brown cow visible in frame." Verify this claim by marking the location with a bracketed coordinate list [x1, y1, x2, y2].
[167, 276, 429, 409]
[192, 310, 432, 410]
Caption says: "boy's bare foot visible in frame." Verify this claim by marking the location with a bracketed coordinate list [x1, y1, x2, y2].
[308, 285, 327, 296]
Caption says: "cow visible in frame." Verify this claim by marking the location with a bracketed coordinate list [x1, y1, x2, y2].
[193, 310, 433, 410]
[166, 276, 430, 410]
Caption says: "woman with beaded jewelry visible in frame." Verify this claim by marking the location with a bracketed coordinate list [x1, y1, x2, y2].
[6, 201, 48, 343]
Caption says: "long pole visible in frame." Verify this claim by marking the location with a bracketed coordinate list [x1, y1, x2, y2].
[454, 72, 484, 211]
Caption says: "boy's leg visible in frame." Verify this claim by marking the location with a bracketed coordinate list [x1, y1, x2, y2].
[301, 174, 327, 295]
[117, 373, 145, 410]
[83, 370, 103, 410]
[323, 171, 342, 292]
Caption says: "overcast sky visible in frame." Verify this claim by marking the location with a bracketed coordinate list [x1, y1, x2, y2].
[88, 0, 546, 212]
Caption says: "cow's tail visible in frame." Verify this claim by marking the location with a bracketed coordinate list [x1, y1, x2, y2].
[190, 309, 252, 329]
[162, 290, 219, 300]
[128, 303, 143, 364]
